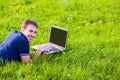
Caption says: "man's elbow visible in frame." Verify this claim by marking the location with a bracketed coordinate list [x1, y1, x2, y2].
[21, 56, 31, 64]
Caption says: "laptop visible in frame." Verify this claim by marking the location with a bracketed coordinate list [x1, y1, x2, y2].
[31, 25, 68, 54]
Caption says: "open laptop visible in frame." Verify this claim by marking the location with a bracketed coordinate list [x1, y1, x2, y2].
[31, 25, 68, 54]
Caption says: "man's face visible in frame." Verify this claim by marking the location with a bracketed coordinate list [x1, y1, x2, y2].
[22, 24, 38, 42]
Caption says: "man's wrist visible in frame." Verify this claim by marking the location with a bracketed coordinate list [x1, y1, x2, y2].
[36, 49, 42, 56]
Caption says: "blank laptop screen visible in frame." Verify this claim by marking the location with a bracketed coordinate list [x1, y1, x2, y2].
[49, 27, 68, 48]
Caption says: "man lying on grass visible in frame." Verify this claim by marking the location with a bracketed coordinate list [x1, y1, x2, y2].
[0, 19, 51, 64]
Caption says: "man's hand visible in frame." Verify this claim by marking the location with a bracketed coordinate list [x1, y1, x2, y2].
[21, 56, 31, 64]
[36, 44, 52, 56]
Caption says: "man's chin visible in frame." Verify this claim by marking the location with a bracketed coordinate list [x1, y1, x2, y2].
[28, 39, 32, 42]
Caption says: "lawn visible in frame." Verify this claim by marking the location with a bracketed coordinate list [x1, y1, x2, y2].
[0, 0, 120, 80]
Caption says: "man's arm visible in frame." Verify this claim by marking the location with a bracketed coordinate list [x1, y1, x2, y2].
[21, 50, 42, 64]
[21, 44, 51, 64]
[32, 49, 42, 61]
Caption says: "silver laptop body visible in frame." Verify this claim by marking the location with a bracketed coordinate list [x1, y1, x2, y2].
[31, 26, 68, 54]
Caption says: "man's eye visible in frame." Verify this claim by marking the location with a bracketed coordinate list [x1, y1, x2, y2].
[29, 30, 33, 32]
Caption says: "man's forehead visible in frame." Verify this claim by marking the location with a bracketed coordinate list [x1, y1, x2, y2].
[26, 24, 38, 29]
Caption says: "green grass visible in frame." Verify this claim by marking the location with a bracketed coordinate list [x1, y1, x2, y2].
[0, 0, 120, 80]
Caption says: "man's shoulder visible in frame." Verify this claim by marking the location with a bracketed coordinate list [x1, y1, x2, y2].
[9, 30, 21, 38]
[12, 31, 28, 41]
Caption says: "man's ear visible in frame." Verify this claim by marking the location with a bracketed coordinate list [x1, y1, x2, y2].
[20, 27, 26, 32]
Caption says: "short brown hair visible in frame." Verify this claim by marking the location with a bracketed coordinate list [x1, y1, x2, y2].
[21, 19, 38, 31]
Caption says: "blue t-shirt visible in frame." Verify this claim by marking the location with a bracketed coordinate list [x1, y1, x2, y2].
[0, 30, 29, 62]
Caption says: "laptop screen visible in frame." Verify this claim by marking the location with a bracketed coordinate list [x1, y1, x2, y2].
[49, 26, 68, 48]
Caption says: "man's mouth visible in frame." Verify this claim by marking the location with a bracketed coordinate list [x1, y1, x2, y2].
[28, 36, 34, 41]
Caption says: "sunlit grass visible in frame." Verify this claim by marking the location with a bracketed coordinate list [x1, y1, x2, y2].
[0, 0, 120, 79]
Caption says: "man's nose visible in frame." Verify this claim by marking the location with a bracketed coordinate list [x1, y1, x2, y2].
[32, 32, 36, 37]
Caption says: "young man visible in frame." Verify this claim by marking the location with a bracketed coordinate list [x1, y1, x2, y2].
[0, 19, 50, 64]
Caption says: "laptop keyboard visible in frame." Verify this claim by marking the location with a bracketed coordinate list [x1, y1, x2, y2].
[43, 46, 61, 53]
[50, 46, 61, 51]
